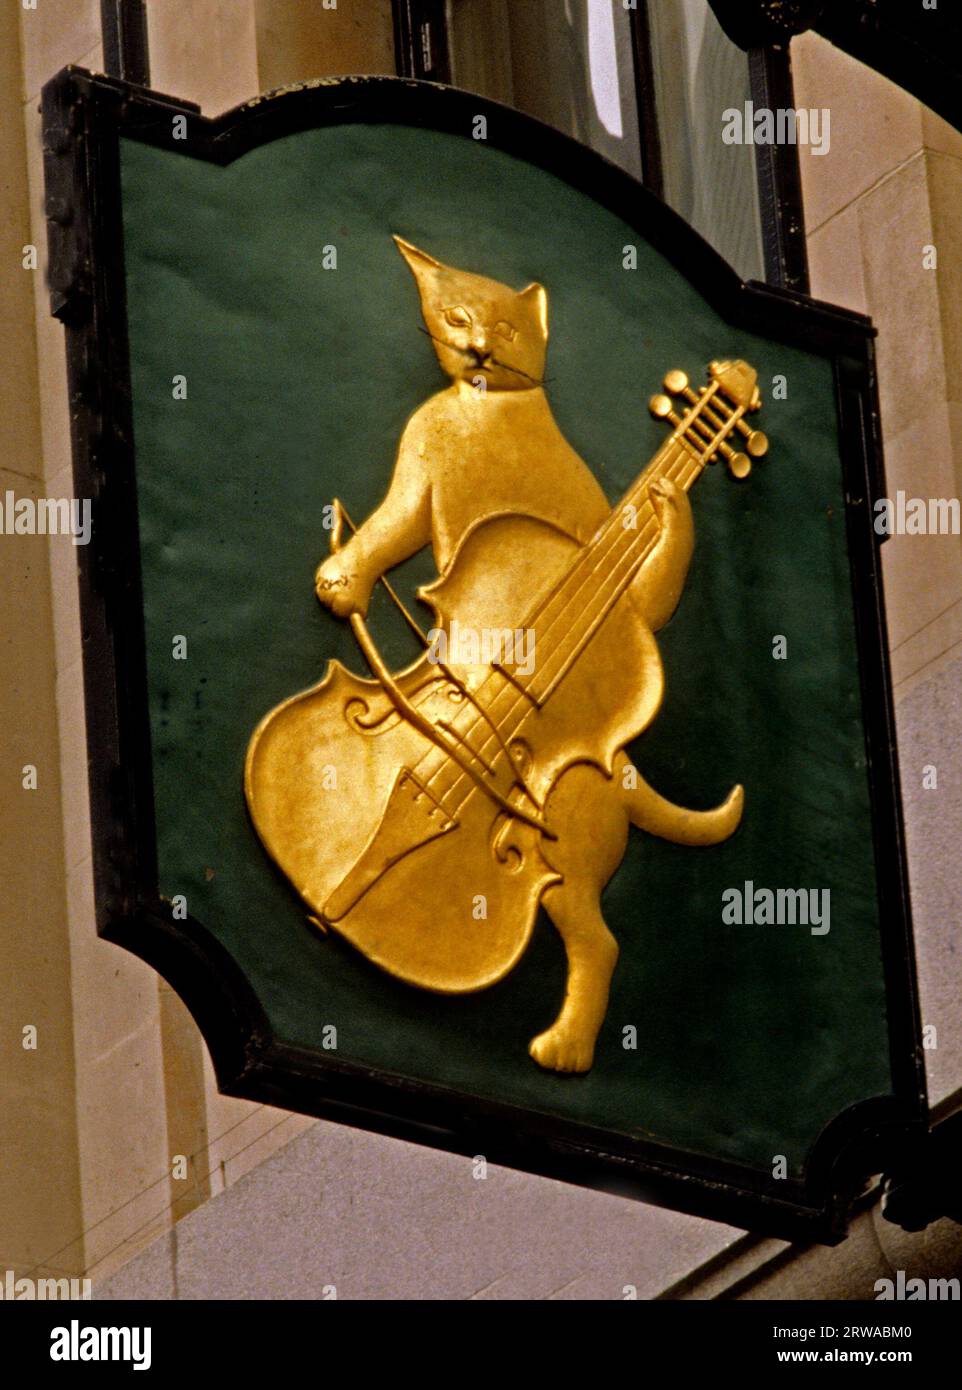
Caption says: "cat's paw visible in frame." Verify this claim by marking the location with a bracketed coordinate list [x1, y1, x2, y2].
[649, 477, 693, 544]
[528, 1024, 595, 1074]
[315, 556, 373, 618]
[650, 476, 684, 516]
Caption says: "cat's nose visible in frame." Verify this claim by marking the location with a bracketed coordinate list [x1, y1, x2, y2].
[469, 343, 491, 364]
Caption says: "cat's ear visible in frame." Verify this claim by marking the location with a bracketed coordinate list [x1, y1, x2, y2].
[518, 282, 548, 338]
[393, 235, 442, 281]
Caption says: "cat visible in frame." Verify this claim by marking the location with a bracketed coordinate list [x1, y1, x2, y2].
[314, 236, 742, 1073]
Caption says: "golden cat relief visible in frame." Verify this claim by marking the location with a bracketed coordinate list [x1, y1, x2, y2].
[245, 237, 767, 1073]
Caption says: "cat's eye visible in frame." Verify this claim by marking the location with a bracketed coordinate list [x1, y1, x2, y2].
[443, 305, 472, 329]
[494, 320, 518, 342]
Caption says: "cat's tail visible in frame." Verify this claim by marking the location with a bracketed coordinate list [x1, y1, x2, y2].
[620, 762, 744, 846]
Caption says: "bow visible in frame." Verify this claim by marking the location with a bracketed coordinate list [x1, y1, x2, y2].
[325, 500, 552, 837]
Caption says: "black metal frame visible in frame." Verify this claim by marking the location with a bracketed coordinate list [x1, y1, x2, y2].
[707, 0, 826, 52]
[626, 0, 665, 200]
[391, 0, 451, 83]
[746, 43, 810, 294]
[42, 66, 926, 1245]
[99, 0, 150, 86]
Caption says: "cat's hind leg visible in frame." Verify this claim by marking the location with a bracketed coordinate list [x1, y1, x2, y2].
[530, 881, 619, 1073]
[530, 764, 627, 1074]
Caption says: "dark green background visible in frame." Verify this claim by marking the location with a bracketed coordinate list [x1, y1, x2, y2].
[120, 123, 891, 1176]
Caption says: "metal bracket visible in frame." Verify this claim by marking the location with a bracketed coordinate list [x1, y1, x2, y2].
[707, 1, 827, 51]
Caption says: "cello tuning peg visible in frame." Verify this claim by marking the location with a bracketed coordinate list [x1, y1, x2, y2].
[726, 452, 752, 480]
[663, 369, 688, 395]
[649, 393, 674, 419]
[745, 430, 768, 458]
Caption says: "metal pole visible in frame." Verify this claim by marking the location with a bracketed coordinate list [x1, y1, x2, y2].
[100, 0, 151, 86]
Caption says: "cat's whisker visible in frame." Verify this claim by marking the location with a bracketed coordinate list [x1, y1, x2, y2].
[416, 326, 548, 387]
[417, 325, 467, 356]
[489, 356, 548, 387]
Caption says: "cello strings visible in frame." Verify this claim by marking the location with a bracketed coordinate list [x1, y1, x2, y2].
[521, 388, 734, 687]
[460, 387, 732, 715]
[417, 438, 704, 815]
[416, 438, 705, 814]
[489, 384, 738, 699]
